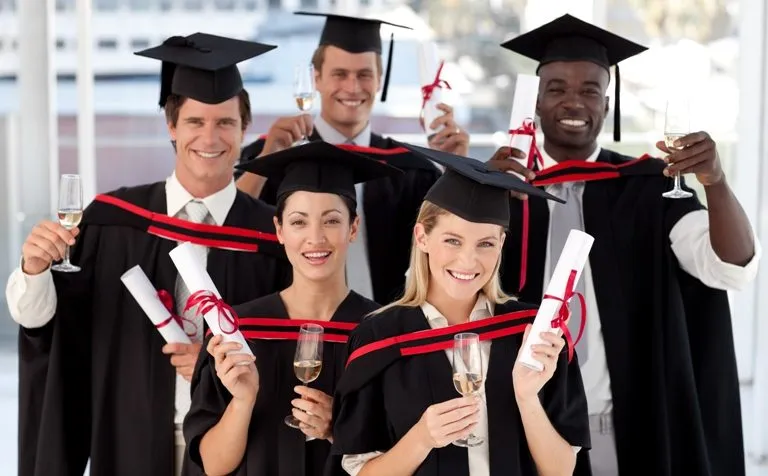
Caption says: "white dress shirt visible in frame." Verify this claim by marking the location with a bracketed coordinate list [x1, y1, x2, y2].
[313, 115, 376, 300]
[341, 295, 494, 476]
[5, 173, 237, 426]
[5, 172, 237, 329]
[538, 146, 762, 414]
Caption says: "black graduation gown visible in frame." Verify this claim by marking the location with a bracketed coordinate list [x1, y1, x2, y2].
[183, 291, 380, 476]
[238, 130, 442, 304]
[327, 300, 591, 476]
[500, 149, 744, 476]
[17, 182, 293, 476]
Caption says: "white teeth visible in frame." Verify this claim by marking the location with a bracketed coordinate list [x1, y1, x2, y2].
[448, 271, 476, 281]
[340, 100, 363, 107]
[559, 119, 587, 127]
[303, 252, 331, 259]
[195, 151, 223, 158]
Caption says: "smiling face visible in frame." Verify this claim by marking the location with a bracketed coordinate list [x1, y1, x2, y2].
[414, 212, 504, 302]
[314, 45, 381, 130]
[536, 60, 610, 157]
[275, 191, 359, 283]
[167, 96, 245, 196]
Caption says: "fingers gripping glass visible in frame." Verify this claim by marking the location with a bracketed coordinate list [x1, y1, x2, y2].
[293, 63, 316, 145]
[451, 333, 485, 447]
[662, 98, 693, 199]
[52, 174, 83, 272]
[285, 323, 324, 429]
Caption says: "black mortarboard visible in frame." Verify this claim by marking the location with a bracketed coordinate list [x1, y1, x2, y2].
[395, 142, 563, 227]
[235, 141, 402, 203]
[501, 14, 647, 141]
[294, 11, 412, 103]
[135, 33, 277, 108]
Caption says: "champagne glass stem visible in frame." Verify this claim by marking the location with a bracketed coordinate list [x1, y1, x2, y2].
[63, 244, 71, 266]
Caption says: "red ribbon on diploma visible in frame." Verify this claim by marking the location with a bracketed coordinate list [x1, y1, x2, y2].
[155, 289, 198, 338]
[421, 60, 451, 112]
[542, 269, 586, 363]
[185, 290, 239, 335]
[508, 118, 543, 292]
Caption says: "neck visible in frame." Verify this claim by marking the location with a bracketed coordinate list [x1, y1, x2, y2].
[425, 283, 477, 326]
[543, 141, 598, 163]
[174, 166, 230, 199]
[280, 269, 349, 321]
[320, 110, 369, 141]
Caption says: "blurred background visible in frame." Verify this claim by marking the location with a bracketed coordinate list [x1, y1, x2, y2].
[0, 0, 765, 473]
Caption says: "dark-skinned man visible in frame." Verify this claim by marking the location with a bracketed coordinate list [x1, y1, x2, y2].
[236, 12, 470, 305]
[490, 14, 760, 476]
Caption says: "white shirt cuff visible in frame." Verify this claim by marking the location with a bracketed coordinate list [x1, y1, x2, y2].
[5, 257, 57, 328]
[341, 451, 383, 476]
[670, 210, 762, 291]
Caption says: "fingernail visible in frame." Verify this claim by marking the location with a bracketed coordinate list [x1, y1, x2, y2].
[674, 140, 682, 148]
[294, 386, 300, 392]
[663, 168, 670, 177]
[68, 239, 75, 245]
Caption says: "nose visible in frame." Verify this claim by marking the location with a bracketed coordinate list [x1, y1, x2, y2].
[307, 222, 327, 245]
[341, 74, 361, 95]
[561, 90, 586, 111]
[199, 122, 219, 146]
[455, 245, 478, 269]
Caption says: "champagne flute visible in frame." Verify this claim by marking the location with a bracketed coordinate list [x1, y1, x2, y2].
[293, 63, 316, 145]
[452, 332, 485, 447]
[52, 174, 83, 272]
[662, 97, 693, 199]
[285, 323, 324, 429]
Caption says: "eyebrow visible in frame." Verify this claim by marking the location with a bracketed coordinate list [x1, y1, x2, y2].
[443, 232, 499, 242]
[545, 78, 603, 89]
[287, 209, 343, 217]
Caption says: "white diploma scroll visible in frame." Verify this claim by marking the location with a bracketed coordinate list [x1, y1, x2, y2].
[169, 242, 253, 357]
[418, 40, 444, 137]
[519, 229, 594, 371]
[507, 74, 540, 177]
[121, 265, 192, 344]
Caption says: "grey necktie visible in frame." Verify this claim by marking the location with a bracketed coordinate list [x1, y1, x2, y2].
[548, 182, 587, 360]
[174, 200, 210, 343]
[343, 139, 375, 299]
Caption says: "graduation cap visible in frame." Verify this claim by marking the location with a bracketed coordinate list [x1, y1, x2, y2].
[294, 11, 412, 102]
[500, 14, 648, 141]
[395, 142, 564, 227]
[135, 33, 277, 108]
[235, 140, 402, 203]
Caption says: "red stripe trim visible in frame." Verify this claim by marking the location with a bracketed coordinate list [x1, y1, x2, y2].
[336, 144, 409, 155]
[536, 155, 650, 176]
[241, 330, 348, 343]
[147, 226, 259, 252]
[347, 309, 536, 364]
[400, 323, 529, 356]
[94, 194, 279, 242]
[534, 171, 620, 186]
[238, 317, 357, 330]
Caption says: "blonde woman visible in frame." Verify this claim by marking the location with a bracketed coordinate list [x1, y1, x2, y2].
[328, 145, 591, 476]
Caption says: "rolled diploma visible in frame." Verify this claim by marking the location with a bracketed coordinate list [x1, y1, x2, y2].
[507, 74, 540, 179]
[519, 229, 594, 371]
[418, 41, 443, 136]
[169, 242, 253, 357]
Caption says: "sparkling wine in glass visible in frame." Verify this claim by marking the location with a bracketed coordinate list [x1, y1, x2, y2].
[452, 332, 485, 447]
[662, 98, 693, 199]
[52, 174, 83, 272]
[285, 323, 323, 429]
[293, 63, 316, 145]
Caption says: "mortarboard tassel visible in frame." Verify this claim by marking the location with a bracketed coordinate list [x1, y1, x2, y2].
[613, 63, 621, 142]
[381, 33, 394, 102]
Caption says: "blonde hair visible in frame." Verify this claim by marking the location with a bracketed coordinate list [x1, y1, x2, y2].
[371, 201, 512, 315]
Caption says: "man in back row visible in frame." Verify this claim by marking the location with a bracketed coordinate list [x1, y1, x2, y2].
[236, 12, 469, 305]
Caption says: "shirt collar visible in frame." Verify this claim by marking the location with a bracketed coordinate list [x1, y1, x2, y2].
[165, 172, 236, 225]
[539, 144, 602, 170]
[314, 114, 371, 147]
[421, 294, 494, 325]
